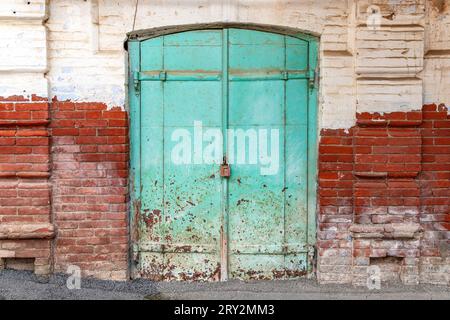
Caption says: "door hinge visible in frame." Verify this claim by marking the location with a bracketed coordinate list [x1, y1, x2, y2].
[308, 68, 319, 90]
[133, 71, 140, 95]
[131, 243, 139, 264]
[307, 244, 317, 275]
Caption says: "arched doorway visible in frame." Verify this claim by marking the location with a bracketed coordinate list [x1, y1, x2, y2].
[128, 24, 319, 281]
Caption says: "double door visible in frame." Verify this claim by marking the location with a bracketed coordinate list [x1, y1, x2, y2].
[129, 28, 317, 281]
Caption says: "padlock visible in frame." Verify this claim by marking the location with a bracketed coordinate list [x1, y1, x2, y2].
[220, 163, 231, 178]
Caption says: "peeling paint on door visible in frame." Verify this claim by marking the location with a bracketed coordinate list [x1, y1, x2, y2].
[128, 25, 318, 281]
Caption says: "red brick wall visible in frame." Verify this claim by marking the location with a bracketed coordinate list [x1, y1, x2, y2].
[419, 104, 450, 284]
[0, 97, 129, 279]
[50, 100, 129, 280]
[0, 95, 52, 275]
[317, 128, 354, 282]
[317, 104, 450, 285]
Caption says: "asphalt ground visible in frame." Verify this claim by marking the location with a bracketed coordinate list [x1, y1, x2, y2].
[0, 269, 448, 300]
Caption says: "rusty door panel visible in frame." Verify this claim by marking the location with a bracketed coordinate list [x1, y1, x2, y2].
[227, 29, 309, 279]
[138, 30, 224, 281]
[130, 28, 317, 281]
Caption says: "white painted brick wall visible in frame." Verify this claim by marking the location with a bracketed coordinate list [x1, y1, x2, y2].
[320, 54, 356, 129]
[423, 0, 450, 105]
[423, 55, 450, 105]
[0, 0, 47, 19]
[0, 0, 48, 98]
[0, 0, 449, 128]
[357, 78, 423, 113]
[47, 0, 125, 107]
[356, 26, 424, 76]
[0, 22, 47, 72]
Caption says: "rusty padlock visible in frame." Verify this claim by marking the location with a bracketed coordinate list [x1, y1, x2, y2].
[220, 157, 231, 178]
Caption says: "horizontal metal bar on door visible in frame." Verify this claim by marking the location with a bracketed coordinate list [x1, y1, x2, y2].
[138, 70, 310, 81]
[139, 242, 218, 254]
[231, 244, 309, 255]
[229, 70, 308, 81]
[139, 71, 222, 81]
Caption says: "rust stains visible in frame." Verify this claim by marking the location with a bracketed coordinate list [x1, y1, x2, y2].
[285, 269, 308, 278]
[141, 262, 221, 282]
[177, 245, 192, 253]
[236, 199, 250, 206]
[178, 263, 221, 282]
[234, 268, 308, 280]
[432, 0, 447, 13]
[143, 209, 161, 229]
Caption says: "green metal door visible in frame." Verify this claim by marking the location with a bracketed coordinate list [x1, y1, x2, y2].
[129, 27, 318, 281]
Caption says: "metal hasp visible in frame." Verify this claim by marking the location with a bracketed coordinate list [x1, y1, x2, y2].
[133, 71, 140, 94]
[308, 68, 319, 90]
[128, 25, 319, 281]
[220, 157, 231, 178]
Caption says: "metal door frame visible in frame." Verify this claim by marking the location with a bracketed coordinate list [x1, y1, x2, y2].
[126, 23, 319, 279]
